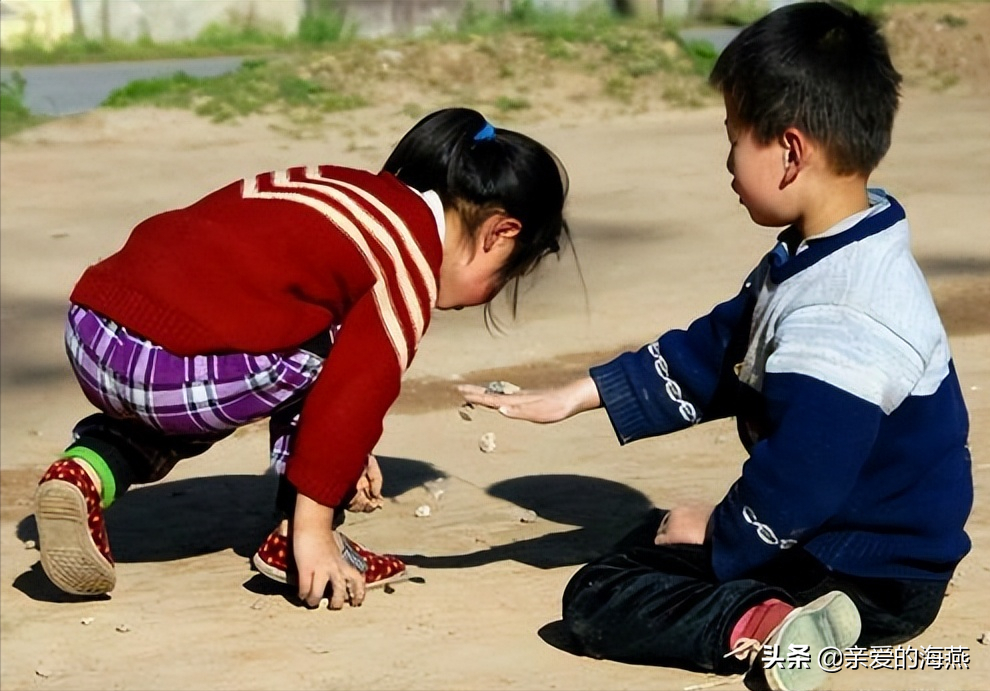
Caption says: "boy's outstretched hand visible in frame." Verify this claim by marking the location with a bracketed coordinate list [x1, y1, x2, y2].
[293, 494, 366, 609]
[457, 376, 601, 424]
[654, 503, 714, 546]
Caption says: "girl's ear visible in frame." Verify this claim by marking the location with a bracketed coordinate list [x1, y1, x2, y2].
[482, 213, 522, 252]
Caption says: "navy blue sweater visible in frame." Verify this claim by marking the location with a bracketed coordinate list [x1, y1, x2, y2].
[591, 192, 972, 582]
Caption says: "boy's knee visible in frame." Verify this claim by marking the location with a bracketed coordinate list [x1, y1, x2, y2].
[560, 561, 627, 658]
[561, 587, 609, 659]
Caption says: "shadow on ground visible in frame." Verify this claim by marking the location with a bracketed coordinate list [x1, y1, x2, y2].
[12, 455, 447, 602]
[399, 474, 659, 571]
[12, 459, 661, 605]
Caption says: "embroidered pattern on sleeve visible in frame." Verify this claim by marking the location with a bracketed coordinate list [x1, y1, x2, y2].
[647, 341, 699, 424]
[742, 506, 797, 549]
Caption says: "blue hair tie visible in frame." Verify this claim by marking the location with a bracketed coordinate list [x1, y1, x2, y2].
[473, 122, 496, 141]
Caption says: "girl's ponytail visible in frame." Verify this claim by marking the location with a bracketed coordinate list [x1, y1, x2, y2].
[383, 108, 572, 320]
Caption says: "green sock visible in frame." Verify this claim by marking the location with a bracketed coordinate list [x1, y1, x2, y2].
[61, 446, 117, 509]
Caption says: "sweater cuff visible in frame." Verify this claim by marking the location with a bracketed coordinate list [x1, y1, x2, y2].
[285, 463, 354, 510]
[590, 358, 654, 445]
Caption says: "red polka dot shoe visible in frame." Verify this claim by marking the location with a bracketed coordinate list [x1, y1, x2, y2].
[252, 526, 408, 589]
[35, 458, 116, 595]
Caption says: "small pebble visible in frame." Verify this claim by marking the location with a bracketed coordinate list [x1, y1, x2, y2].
[479, 432, 497, 453]
[517, 509, 538, 523]
[424, 479, 445, 500]
[978, 631, 990, 645]
[384, 584, 396, 594]
[485, 380, 521, 395]
[307, 644, 331, 654]
[80, 617, 94, 626]
[23, 539, 36, 550]
[250, 598, 266, 610]
[35, 666, 51, 679]
[318, 597, 330, 609]
[115, 624, 131, 633]
[414, 504, 431, 518]
[458, 404, 473, 421]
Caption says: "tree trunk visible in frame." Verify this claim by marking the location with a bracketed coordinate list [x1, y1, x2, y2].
[100, 0, 111, 41]
[70, 0, 85, 38]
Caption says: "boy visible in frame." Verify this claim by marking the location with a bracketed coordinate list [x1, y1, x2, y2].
[459, 3, 973, 690]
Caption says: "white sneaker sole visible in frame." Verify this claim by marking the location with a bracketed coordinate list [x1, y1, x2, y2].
[765, 591, 861, 691]
[35, 479, 115, 595]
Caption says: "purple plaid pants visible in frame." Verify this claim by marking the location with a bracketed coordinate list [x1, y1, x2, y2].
[64, 304, 333, 486]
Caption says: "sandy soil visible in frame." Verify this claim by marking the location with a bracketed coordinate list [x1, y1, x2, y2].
[1, 10, 989, 691]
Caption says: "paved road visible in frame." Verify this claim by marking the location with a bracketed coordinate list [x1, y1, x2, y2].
[0, 56, 244, 116]
[0, 27, 740, 118]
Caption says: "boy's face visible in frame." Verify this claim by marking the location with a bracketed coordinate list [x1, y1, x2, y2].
[723, 100, 796, 228]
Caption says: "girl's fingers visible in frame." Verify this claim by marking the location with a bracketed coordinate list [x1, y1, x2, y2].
[298, 571, 317, 606]
[349, 575, 367, 607]
[326, 571, 347, 610]
[368, 468, 383, 497]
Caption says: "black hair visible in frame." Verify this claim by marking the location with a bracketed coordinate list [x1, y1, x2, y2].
[382, 108, 571, 323]
[709, 1, 902, 175]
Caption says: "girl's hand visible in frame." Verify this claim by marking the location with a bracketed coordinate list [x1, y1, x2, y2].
[293, 494, 366, 608]
[654, 503, 714, 546]
[347, 454, 384, 513]
[457, 376, 601, 424]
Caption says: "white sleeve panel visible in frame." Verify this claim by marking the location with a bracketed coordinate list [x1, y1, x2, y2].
[765, 305, 926, 414]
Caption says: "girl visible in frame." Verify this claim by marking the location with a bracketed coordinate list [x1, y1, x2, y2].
[34, 108, 570, 610]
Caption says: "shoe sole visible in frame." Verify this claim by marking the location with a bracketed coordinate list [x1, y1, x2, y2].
[35, 480, 115, 595]
[766, 591, 861, 691]
[251, 551, 413, 590]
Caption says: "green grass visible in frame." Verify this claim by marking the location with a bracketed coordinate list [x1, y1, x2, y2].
[0, 0, 726, 139]
[494, 95, 531, 112]
[0, 0, 961, 139]
[0, 7, 353, 67]
[0, 71, 48, 138]
[1, 29, 285, 67]
[66, 1, 707, 128]
[102, 58, 365, 123]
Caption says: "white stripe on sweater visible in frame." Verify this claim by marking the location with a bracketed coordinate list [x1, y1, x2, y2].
[310, 170, 439, 309]
[299, 166, 434, 343]
[242, 173, 410, 368]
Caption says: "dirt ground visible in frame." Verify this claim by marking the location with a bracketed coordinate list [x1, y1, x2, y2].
[1, 6, 988, 691]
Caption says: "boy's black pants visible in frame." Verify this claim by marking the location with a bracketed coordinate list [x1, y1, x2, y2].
[562, 509, 948, 675]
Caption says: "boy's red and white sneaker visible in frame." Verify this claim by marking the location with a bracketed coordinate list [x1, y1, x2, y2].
[34, 458, 116, 595]
[252, 527, 407, 589]
[727, 591, 861, 691]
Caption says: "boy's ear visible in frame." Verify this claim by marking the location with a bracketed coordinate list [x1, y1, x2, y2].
[482, 213, 521, 252]
[779, 128, 809, 188]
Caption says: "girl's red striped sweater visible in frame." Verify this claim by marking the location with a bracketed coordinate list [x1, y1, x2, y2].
[70, 165, 443, 507]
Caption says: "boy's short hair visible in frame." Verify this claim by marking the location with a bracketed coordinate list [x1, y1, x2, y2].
[709, 1, 902, 176]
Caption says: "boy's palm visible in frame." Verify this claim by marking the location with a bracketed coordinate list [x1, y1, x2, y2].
[458, 378, 599, 424]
